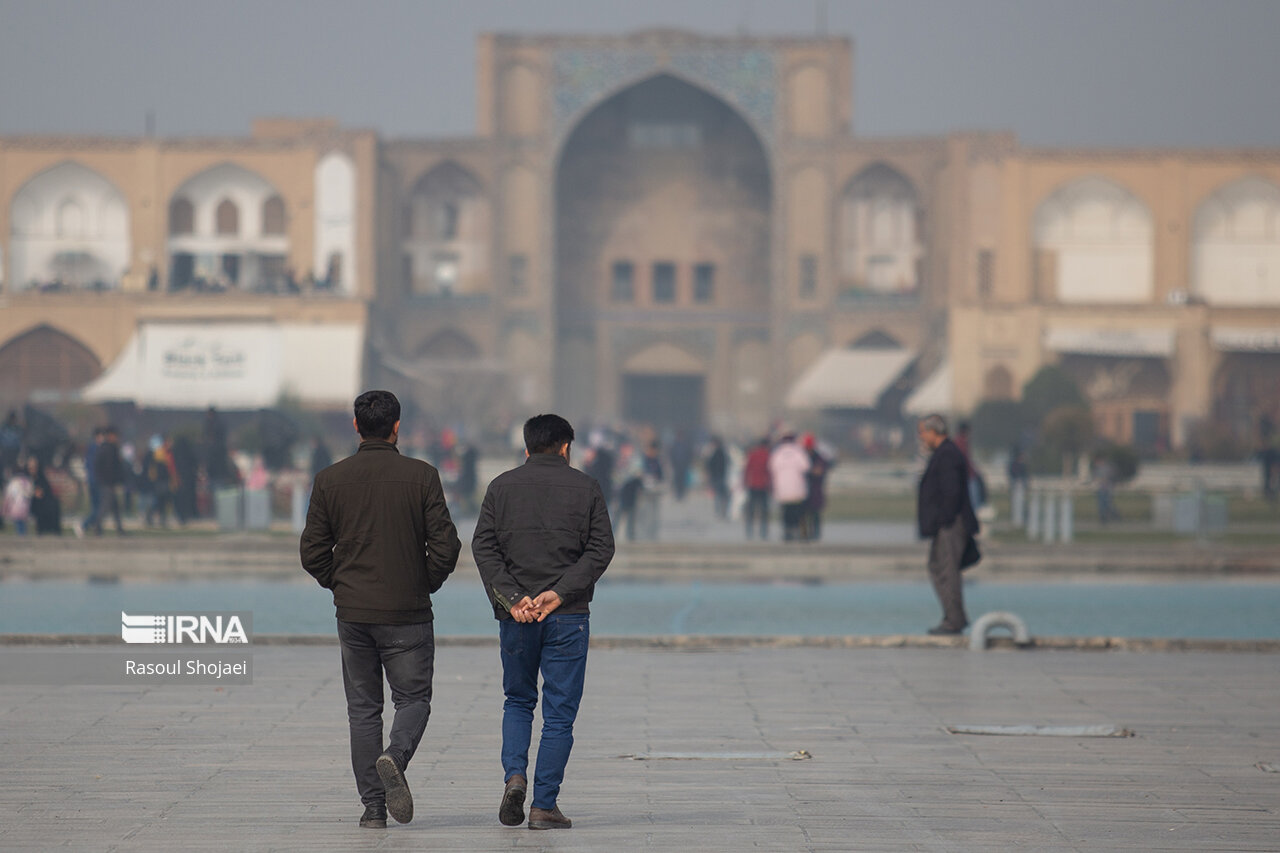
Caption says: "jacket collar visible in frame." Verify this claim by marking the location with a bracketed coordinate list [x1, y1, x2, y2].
[357, 439, 400, 454]
[525, 452, 568, 466]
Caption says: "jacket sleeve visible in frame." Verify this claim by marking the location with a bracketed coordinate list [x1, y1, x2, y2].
[550, 482, 616, 607]
[470, 483, 528, 614]
[422, 469, 462, 594]
[299, 482, 335, 589]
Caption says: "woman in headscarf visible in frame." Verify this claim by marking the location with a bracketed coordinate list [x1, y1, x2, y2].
[28, 456, 62, 535]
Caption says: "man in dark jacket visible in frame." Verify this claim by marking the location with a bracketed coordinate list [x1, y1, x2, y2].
[916, 414, 979, 636]
[90, 426, 125, 535]
[471, 413, 614, 831]
[300, 390, 461, 830]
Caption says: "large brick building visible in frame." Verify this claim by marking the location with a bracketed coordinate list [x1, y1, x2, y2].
[1, 30, 1277, 449]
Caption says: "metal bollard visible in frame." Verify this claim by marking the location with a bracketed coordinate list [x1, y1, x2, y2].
[1010, 480, 1027, 527]
[969, 611, 1033, 651]
[1027, 490, 1041, 540]
[1059, 491, 1073, 543]
[1042, 491, 1058, 543]
[291, 485, 308, 534]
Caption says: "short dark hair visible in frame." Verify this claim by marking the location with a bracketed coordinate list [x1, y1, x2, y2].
[354, 390, 401, 440]
[524, 413, 575, 455]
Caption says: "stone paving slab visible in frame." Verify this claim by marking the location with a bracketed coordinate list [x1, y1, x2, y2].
[0, 644, 1277, 851]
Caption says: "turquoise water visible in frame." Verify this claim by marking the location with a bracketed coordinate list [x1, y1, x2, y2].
[1, 577, 1278, 639]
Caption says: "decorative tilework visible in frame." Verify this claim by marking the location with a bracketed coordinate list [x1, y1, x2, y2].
[552, 50, 659, 132]
[669, 49, 774, 141]
[552, 47, 776, 146]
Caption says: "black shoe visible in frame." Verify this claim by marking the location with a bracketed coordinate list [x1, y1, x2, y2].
[375, 752, 413, 824]
[359, 804, 386, 829]
[499, 774, 527, 826]
[927, 624, 964, 636]
[528, 805, 572, 830]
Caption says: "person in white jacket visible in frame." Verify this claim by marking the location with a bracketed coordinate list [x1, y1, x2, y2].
[768, 433, 810, 541]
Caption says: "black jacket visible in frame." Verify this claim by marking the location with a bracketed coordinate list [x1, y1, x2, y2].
[471, 453, 615, 619]
[917, 438, 980, 539]
[300, 440, 461, 624]
[94, 440, 125, 486]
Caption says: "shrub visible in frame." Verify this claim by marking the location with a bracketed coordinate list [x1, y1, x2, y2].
[1033, 405, 1095, 475]
[1021, 366, 1086, 427]
[1185, 420, 1250, 462]
[968, 399, 1030, 452]
[1093, 442, 1140, 484]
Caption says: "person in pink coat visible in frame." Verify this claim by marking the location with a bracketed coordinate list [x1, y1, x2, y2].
[768, 432, 810, 541]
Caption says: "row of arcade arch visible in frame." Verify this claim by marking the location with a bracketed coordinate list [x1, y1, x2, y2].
[338, 158, 1280, 309]
[6, 154, 356, 294]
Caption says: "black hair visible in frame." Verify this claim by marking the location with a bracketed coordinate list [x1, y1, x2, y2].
[523, 413, 575, 455]
[354, 390, 401, 440]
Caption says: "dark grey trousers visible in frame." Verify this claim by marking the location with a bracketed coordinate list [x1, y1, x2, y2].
[927, 517, 970, 630]
[337, 620, 435, 808]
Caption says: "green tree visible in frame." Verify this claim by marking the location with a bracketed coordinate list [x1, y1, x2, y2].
[968, 399, 1030, 452]
[1021, 366, 1086, 427]
[1035, 405, 1095, 475]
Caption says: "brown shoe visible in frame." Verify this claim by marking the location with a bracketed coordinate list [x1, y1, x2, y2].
[499, 775, 526, 826]
[528, 805, 572, 830]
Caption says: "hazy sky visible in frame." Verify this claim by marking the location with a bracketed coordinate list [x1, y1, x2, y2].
[2, 0, 1278, 147]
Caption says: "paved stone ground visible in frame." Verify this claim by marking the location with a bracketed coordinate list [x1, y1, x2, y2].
[1, 643, 1277, 852]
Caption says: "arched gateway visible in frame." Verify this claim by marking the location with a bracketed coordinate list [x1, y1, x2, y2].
[554, 73, 772, 430]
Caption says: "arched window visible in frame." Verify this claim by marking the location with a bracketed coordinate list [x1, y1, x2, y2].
[983, 365, 1015, 401]
[408, 162, 483, 240]
[1192, 176, 1280, 305]
[261, 195, 286, 236]
[838, 164, 922, 294]
[9, 162, 131, 290]
[0, 325, 102, 400]
[1032, 177, 1153, 303]
[169, 197, 194, 235]
[215, 199, 239, 236]
[404, 161, 488, 295]
[167, 163, 288, 293]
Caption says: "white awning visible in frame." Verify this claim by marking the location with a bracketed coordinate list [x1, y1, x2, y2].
[1044, 326, 1175, 358]
[82, 322, 363, 409]
[1211, 326, 1280, 353]
[903, 360, 952, 416]
[785, 348, 915, 410]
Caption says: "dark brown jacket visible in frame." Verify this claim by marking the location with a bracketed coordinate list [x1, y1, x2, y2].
[300, 440, 461, 623]
[471, 453, 614, 619]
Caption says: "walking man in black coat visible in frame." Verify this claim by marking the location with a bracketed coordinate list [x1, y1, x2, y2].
[916, 414, 979, 636]
[301, 390, 462, 829]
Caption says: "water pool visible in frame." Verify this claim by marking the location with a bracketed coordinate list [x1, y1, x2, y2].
[2, 576, 1277, 640]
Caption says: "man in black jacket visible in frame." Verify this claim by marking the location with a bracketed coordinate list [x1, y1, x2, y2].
[300, 390, 461, 829]
[471, 414, 614, 831]
[916, 414, 979, 636]
[90, 426, 125, 535]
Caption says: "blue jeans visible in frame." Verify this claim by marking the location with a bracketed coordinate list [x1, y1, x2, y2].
[499, 613, 589, 810]
[337, 620, 435, 808]
[82, 479, 101, 529]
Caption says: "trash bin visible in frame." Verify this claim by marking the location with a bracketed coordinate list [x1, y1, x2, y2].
[215, 487, 243, 531]
[244, 488, 271, 531]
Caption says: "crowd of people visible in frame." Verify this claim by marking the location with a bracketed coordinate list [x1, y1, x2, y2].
[575, 425, 836, 543]
[0, 407, 269, 536]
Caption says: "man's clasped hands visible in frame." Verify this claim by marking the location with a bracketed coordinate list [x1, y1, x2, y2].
[509, 590, 563, 623]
